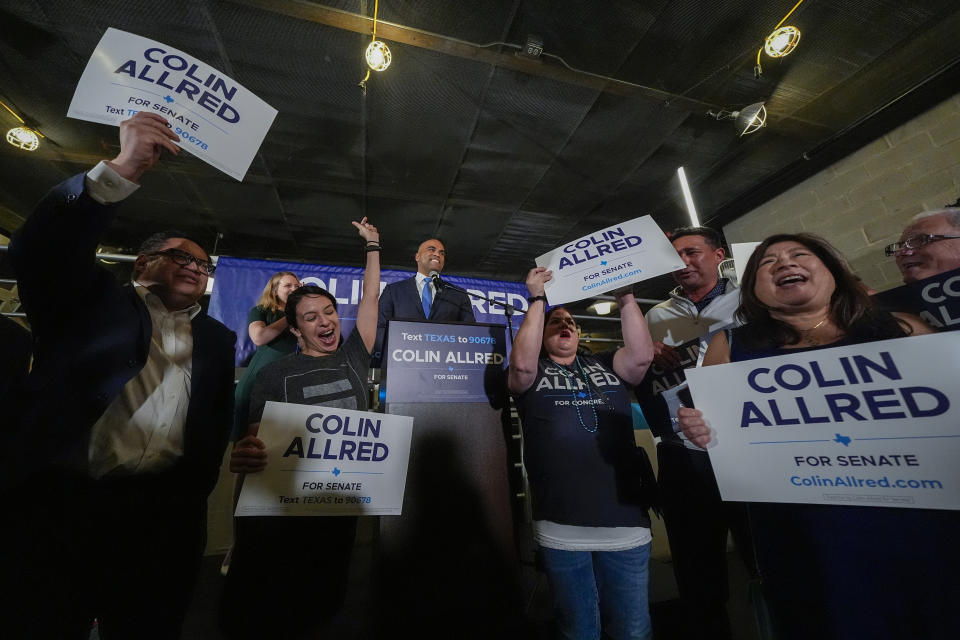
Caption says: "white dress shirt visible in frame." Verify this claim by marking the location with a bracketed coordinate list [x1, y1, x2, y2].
[85, 161, 140, 204]
[88, 284, 200, 478]
[83, 162, 199, 478]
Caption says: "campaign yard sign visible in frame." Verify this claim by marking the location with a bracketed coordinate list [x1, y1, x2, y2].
[536, 216, 684, 306]
[236, 402, 413, 516]
[633, 337, 702, 440]
[684, 332, 960, 510]
[68, 28, 277, 180]
[873, 265, 960, 332]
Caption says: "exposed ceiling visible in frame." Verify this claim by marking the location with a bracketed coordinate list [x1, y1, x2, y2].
[2, 0, 960, 307]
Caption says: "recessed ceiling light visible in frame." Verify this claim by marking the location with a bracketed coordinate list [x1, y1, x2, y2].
[589, 301, 616, 316]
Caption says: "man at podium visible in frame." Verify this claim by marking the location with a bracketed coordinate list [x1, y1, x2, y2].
[377, 238, 476, 325]
[375, 238, 476, 362]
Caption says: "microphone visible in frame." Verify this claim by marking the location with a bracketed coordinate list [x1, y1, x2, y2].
[428, 270, 445, 291]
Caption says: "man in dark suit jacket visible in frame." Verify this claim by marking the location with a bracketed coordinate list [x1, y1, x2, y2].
[2, 112, 236, 639]
[376, 238, 476, 355]
[0, 314, 30, 412]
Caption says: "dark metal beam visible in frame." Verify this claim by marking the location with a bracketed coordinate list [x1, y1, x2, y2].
[230, 0, 725, 113]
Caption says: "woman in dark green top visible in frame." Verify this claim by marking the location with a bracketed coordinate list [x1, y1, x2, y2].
[231, 271, 300, 439]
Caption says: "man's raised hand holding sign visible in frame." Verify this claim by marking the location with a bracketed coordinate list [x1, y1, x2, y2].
[108, 111, 180, 183]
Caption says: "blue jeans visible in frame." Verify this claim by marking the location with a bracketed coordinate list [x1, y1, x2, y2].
[540, 544, 652, 640]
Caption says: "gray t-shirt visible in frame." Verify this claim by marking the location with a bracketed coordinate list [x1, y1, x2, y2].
[248, 329, 370, 425]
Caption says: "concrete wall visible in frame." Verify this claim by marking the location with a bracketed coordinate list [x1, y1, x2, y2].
[723, 94, 960, 292]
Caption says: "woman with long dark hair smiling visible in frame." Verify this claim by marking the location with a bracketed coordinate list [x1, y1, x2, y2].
[678, 233, 959, 639]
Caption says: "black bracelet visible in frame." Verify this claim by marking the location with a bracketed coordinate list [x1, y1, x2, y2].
[527, 295, 547, 304]
[365, 245, 382, 253]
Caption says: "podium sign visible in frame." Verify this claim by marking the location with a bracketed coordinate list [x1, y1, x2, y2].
[384, 321, 506, 404]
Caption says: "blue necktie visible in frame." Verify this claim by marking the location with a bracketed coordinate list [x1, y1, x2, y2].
[421, 279, 433, 318]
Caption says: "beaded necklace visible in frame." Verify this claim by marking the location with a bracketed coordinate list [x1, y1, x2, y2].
[552, 356, 607, 433]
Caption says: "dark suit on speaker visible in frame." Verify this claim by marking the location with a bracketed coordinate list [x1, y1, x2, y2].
[375, 275, 475, 357]
[379, 275, 475, 323]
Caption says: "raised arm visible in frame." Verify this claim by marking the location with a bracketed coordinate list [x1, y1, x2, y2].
[249, 315, 289, 346]
[507, 267, 552, 394]
[352, 217, 381, 352]
[10, 112, 180, 331]
[611, 287, 654, 384]
[107, 112, 180, 183]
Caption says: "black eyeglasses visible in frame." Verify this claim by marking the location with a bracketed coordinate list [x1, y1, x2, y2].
[146, 248, 216, 275]
[884, 234, 960, 257]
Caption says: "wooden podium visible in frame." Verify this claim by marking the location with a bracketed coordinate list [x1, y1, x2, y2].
[375, 320, 525, 635]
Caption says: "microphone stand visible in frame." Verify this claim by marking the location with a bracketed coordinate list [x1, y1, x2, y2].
[431, 273, 525, 349]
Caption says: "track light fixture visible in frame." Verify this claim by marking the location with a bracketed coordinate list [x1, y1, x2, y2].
[708, 102, 767, 137]
[734, 102, 767, 136]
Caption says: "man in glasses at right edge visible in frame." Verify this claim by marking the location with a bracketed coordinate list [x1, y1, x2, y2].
[888, 207, 960, 283]
[3, 111, 236, 638]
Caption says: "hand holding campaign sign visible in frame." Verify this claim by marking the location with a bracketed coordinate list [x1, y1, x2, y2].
[536, 216, 684, 305]
[67, 28, 277, 181]
[684, 332, 960, 510]
[236, 402, 414, 516]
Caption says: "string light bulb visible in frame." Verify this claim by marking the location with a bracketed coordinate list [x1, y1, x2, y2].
[764, 26, 801, 57]
[754, 0, 806, 78]
[365, 40, 391, 71]
[6, 126, 40, 151]
[359, 0, 390, 93]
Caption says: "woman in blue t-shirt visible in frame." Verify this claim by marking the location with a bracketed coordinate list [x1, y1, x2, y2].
[508, 266, 656, 640]
[677, 233, 957, 640]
